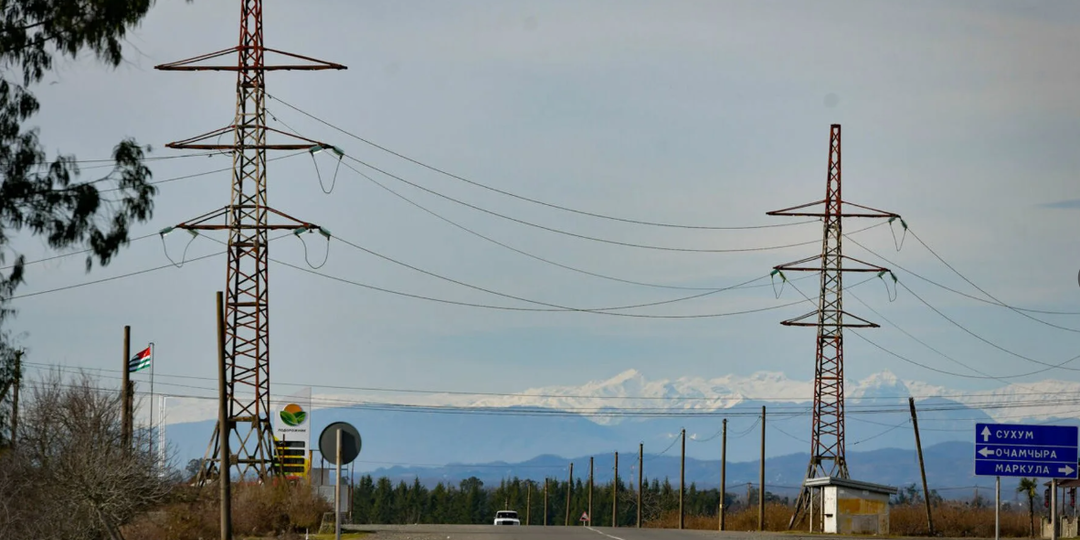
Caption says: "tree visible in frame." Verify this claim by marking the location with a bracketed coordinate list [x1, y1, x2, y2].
[0, 0, 181, 440]
[1018, 477, 1039, 538]
[0, 369, 171, 539]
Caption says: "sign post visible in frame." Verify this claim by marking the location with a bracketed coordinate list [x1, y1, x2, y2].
[975, 423, 1079, 540]
[319, 422, 362, 540]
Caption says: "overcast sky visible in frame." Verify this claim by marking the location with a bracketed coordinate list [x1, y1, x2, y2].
[8, 0, 1080, 424]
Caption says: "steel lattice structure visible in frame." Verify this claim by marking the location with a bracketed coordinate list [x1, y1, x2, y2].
[155, 0, 345, 482]
[766, 125, 898, 528]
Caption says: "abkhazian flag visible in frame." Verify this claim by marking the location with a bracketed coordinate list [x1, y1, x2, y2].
[128, 346, 152, 373]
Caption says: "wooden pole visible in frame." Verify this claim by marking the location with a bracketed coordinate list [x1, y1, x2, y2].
[759, 406, 766, 531]
[217, 292, 232, 540]
[122, 325, 131, 449]
[526, 481, 532, 526]
[588, 457, 593, 525]
[679, 428, 685, 530]
[719, 418, 727, 531]
[909, 397, 935, 536]
[613, 451, 619, 527]
[637, 442, 643, 528]
[565, 463, 573, 526]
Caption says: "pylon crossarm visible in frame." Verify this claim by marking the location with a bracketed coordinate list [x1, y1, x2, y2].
[155, 47, 240, 70]
[766, 199, 826, 216]
[156, 46, 347, 72]
[768, 200, 900, 219]
[167, 125, 332, 151]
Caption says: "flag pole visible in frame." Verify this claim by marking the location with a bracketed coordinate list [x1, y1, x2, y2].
[149, 342, 155, 457]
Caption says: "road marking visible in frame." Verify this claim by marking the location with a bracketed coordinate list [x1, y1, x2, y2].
[586, 526, 627, 540]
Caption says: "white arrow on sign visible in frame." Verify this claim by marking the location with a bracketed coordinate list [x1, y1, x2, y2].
[978, 447, 994, 457]
[981, 426, 991, 442]
[1060, 465, 1075, 477]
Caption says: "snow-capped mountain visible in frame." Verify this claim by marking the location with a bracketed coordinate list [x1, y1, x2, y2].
[163, 368, 1080, 472]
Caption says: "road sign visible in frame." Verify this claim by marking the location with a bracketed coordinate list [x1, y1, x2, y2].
[318, 421, 362, 465]
[580, 512, 589, 522]
[975, 423, 1078, 479]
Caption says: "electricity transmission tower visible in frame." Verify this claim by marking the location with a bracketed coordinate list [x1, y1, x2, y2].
[155, 0, 345, 482]
[766, 124, 898, 528]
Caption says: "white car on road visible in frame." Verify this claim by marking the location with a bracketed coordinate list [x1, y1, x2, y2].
[493, 510, 521, 526]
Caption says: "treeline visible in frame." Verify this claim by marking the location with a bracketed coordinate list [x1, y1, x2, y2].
[351, 475, 784, 526]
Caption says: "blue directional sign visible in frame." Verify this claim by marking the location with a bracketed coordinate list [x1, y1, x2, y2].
[975, 423, 1079, 479]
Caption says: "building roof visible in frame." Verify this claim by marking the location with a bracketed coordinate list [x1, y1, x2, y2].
[804, 476, 899, 494]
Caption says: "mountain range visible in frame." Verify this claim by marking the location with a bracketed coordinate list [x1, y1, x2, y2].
[161, 369, 1080, 501]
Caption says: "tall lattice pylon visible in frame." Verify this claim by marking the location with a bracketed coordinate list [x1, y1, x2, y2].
[155, 0, 345, 482]
[766, 124, 898, 528]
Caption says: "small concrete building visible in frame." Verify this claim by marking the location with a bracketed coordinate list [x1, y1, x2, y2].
[805, 477, 898, 535]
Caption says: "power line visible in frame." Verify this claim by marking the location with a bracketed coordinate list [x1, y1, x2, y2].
[908, 227, 1080, 318]
[9, 250, 223, 300]
[334, 153, 821, 293]
[846, 233, 1080, 318]
[25, 362, 1080, 422]
[785, 278, 1080, 381]
[266, 94, 817, 232]
[98, 150, 306, 193]
[274, 256, 813, 318]
[341, 156, 878, 254]
[327, 234, 783, 315]
[896, 278, 1080, 373]
[846, 289, 1031, 387]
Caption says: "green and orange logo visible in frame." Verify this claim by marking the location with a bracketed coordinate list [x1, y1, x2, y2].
[280, 403, 307, 427]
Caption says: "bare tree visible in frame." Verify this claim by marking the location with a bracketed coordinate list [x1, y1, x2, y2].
[0, 369, 170, 540]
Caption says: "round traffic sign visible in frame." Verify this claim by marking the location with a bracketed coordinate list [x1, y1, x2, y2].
[318, 421, 362, 465]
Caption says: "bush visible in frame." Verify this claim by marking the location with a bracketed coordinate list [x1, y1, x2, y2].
[123, 480, 332, 540]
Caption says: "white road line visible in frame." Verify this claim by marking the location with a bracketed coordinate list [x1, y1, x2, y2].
[586, 526, 627, 540]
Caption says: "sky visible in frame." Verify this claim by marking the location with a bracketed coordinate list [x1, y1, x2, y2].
[7, 0, 1080, 427]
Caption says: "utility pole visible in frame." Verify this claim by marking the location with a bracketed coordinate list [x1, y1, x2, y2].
[637, 442, 643, 529]
[217, 292, 232, 540]
[768, 124, 898, 528]
[679, 428, 686, 530]
[759, 406, 766, 531]
[157, 0, 346, 483]
[526, 481, 532, 526]
[544, 478, 549, 526]
[909, 397, 935, 536]
[565, 463, 573, 526]
[121, 325, 132, 449]
[588, 457, 593, 526]
[10, 350, 21, 448]
[612, 451, 619, 528]
[719, 419, 727, 531]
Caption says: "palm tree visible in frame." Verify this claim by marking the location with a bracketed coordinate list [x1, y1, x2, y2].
[1017, 477, 1039, 537]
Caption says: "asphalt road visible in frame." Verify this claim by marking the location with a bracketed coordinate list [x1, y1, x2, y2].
[341, 524, 899, 540]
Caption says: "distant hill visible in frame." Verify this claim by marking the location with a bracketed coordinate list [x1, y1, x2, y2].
[161, 369, 1080, 503]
